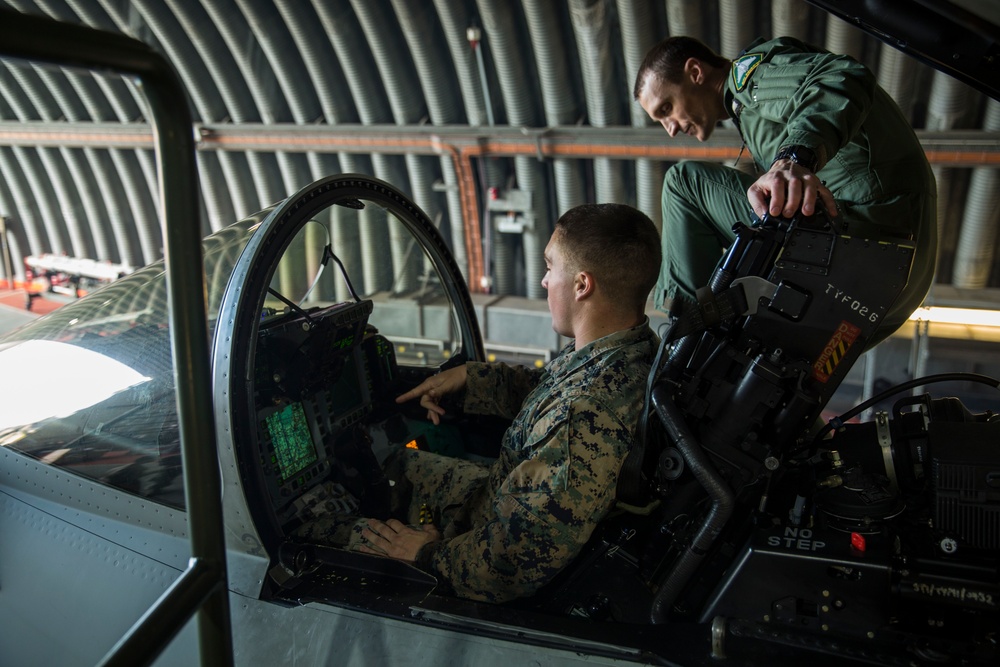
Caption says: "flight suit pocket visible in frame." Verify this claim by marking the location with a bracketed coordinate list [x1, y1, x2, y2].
[502, 402, 571, 495]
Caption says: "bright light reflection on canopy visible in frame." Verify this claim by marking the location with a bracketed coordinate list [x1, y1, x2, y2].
[0, 340, 150, 430]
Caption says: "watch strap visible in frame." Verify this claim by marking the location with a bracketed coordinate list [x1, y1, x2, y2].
[771, 145, 820, 173]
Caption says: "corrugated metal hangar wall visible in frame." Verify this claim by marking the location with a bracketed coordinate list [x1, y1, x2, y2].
[0, 0, 998, 363]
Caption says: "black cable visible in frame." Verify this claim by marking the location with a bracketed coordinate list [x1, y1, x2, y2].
[810, 372, 1000, 445]
[316, 244, 360, 303]
[266, 287, 314, 325]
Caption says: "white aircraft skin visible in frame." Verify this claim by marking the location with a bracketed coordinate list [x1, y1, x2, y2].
[0, 448, 639, 666]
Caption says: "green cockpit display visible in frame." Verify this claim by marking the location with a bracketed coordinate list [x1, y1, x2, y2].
[265, 402, 317, 484]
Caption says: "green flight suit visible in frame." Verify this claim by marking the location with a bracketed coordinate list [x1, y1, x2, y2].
[658, 36, 937, 345]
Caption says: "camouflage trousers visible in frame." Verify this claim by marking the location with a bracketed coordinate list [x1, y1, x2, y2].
[292, 447, 491, 549]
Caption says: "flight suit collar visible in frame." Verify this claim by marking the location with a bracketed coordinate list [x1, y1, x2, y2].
[546, 317, 654, 379]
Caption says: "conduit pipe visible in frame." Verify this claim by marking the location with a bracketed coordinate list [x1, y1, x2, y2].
[771, 0, 810, 41]
[618, 0, 664, 230]
[523, 0, 586, 218]
[313, 0, 396, 296]
[570, 0, 625, 205]
[667, 0, 703, 39]
[132, 0, 244, 230]
[390, 0, 467, 292]
[926, 70, 978, 280]
[953, 98, 1000, 288]
[478, 0, 550, 299]
[649, 388, 735, 623]
[432, 0, 498, 286]
[719, 0, 755, 59]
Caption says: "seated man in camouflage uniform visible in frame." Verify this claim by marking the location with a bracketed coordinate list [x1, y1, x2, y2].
[358, 203, 661, 603]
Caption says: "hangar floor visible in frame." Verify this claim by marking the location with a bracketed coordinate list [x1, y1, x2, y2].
[0, 289, 59, 335]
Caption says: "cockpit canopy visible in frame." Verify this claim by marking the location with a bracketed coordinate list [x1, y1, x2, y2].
[0, 175, 482, 509]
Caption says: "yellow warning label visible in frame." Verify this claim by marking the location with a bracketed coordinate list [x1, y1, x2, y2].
[813, 321, 861, 383]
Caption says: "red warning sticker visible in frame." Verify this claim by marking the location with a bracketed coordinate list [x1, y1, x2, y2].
[813, 321, 861, 383]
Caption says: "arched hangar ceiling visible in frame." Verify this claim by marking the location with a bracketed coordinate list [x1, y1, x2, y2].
[0, 0, 998, 305]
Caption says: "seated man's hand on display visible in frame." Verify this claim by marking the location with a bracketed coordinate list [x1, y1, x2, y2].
[395, 364, 468, 425]
[359, 518, 441, 561]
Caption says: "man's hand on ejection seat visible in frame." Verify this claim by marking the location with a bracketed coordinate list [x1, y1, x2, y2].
[747, 157, 838, 220]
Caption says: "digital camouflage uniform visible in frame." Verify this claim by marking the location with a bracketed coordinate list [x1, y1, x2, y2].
[391, 319, 657, 603]
[658, 36, 937, 345]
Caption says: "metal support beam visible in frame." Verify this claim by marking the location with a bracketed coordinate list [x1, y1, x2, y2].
[2, 120, 1000, 166]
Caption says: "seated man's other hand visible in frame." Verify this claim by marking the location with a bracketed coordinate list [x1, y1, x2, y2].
[359, 518, 441, 561]
[395, 364, 468, 425]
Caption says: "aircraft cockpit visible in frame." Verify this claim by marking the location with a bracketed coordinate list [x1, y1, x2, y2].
[209, 177, 489, 567]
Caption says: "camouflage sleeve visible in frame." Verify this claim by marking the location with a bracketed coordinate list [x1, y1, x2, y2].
[462, 361, 544, 419]
[415, 395, 631, 603]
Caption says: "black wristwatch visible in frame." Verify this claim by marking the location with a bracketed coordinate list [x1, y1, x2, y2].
[771, 145, 820, 173]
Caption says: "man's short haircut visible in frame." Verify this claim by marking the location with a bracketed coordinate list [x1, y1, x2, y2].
[554, 203, 661, 312]
[633, 36, 730, 99]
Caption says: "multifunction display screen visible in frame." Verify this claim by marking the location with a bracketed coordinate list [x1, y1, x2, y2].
[264, 401, 317, 484]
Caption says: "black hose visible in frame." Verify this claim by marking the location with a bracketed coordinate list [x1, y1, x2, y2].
[649, 386, 735, 624]
[636, 318, 679, 446]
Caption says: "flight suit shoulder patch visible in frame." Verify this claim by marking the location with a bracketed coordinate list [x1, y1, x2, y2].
[732, 52, 763, 92]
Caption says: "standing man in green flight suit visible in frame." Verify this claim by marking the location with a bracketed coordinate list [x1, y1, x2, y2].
[634, 35, 937, 345]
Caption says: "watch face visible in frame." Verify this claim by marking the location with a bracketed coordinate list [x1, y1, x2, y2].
[775, 145, 818, 172]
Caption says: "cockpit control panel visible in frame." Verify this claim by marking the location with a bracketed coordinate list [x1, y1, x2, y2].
[252, 299, 397, 513]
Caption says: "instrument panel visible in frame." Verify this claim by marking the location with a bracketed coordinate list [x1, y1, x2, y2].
[252, 299, 397, 513]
